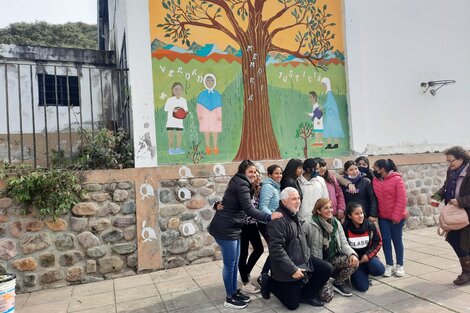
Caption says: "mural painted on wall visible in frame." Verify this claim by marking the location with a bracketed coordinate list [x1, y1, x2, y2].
[149, 0, 350, 164]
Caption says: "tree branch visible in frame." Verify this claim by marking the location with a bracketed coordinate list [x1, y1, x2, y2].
[269, 43, 327, 70]
[263, 2, 298, 30]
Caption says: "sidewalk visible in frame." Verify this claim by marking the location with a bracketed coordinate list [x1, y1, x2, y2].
[15, 226, 470, 313]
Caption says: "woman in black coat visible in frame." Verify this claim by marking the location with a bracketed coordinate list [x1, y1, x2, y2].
[280, 158, 304, 200]
[208, 160, 282, 309]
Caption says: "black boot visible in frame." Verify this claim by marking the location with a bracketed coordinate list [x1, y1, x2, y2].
[453, 256, 470, 285]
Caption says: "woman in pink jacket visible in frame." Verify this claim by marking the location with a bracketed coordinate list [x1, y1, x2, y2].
[372, 159, 407, 278]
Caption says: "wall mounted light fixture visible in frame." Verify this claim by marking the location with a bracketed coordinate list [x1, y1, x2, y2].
[420, 80, 456, 96]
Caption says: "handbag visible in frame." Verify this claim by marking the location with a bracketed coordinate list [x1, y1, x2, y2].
[437, 204, 470, 236]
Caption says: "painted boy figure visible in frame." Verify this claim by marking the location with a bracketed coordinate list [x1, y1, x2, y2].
[197, 73, 222, 155]
[308, 91, 324, 147]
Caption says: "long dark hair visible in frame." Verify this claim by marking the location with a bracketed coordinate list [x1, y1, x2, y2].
[313, 157, 334, 184]
[237, 159, 256, 174]
[355, 156, 370, 168]
[281, 158, 303, 181]
[303, 158, 318, 174]
[445, 146, 470, 164]
[374, 158, 398, 173]
[343, 160, 357, 173]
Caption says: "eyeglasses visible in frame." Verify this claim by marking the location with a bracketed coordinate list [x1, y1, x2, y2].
[446, 159, 458, 164]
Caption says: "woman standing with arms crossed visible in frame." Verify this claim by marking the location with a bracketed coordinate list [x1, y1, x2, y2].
[372, 159, 407, 277]
[208, 160, 282, 309]
[432, 146, 470, 285]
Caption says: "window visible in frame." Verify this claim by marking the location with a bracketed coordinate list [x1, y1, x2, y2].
[38, 74, 80, 107]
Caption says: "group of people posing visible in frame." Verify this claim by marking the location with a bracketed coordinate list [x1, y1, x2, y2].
[209, 155, 409, 310]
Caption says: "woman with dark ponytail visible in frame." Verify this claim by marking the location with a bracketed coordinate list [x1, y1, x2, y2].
[372, 158, 407, 278]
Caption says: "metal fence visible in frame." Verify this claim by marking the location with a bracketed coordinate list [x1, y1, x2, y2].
[0, 62, 131, 168]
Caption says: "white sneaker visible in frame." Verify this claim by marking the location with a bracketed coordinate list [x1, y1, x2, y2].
[383, 265, 394, 277]
[395, 265, 405, 277]
[242, 282, 260, 294]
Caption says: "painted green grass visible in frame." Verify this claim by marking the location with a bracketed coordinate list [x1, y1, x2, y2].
[152, 57, 350, 164]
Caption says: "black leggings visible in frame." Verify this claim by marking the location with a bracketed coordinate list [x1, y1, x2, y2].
[257, 223, 271, 274]
[239, 223, 264, 283]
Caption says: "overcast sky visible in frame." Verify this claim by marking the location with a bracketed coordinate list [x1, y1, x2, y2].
[0, 0, 97, 28]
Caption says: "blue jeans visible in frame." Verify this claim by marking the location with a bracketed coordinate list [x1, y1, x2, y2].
[379, 218, 405, 266]
[351, 256, 385, 292]
[215, 238, 240, 297]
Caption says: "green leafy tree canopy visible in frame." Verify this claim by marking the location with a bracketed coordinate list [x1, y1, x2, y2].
[0, 21, 97, 49]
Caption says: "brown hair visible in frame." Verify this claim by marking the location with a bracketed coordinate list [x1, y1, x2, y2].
[312, 197, 331, 215]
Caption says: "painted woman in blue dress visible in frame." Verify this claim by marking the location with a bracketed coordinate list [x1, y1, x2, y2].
[321, 77, 345, 150]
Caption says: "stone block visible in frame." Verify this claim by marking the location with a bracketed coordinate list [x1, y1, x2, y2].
[108, 202, 121, 214]
[24, 273, 37, 287]
[72, 203, 98, 216]
[121, 201, 136, 214]
[191, 257, 213, 265]
[11, 257, 37, 271]
[214, 176, 231, 183]
[70, 217, 88, 232]
[199, 186, 214, 197]
[123, 226, 136, 241]
[417, 194, 428, 206]
[20, 233, 50, 254]
[45, 218, 67, 232]
[186, 251, 199, 262]
[113, 216, 135, 228]
[188, 235, 203, 251]
[104, 183, 117, 192]
[0, 239, 16, 260]
[168, 238, 189, 254]
[178, 178, 189, 187]
[83, 184, 101, 192]
[113, 190, 129, 202]
[161, 230, 179, 246]
[55, 233, 75, 251]
[85, 260, 97, 273]
[91, 192, 111, 202]
[98, 256, 124, 274]
[198, 247, 215, 257]
[40, 269, 62, 283]
[203, 233, 215, 246]
[39, 252, 55, 267]
[10, 221, 23, 238]
[76, 231, 100, 249]
[179, 222, 197, 237]
[87, 246, 107, 258]
[25, 221, 44, 232]
[0, 198, 13, 209]
[216, 184, 228, 194]
[164, 256, 187, 269]
[159, 188, 173, 204]
[102, 229, 124, 243]
[191, 178, 208, 187]
[112, 243, 136, 254]
[168, 217, 180, 229]
[199, 209, 213, 220]
[117, 182, 132, 189]
[91, 219, 111, 232]
[59, 251, 83, 267]
[181, 212, 196, 221]
[161, 180, 176, 188]
[0, 215, 8, 223]
[185, 196, 206, 210]
[66, 267, 84, 282]
[160, 204, 186, 217]
[127, 254, 137, 268]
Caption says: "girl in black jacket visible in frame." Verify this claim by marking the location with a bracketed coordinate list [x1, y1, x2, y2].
[208, 160, 282, 309]
[280, 158, 304, 200]
[343, 202, 385, 292]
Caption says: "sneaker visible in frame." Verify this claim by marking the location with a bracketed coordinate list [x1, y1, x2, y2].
[332, 283, 353, 297]
[233, 289, 251, 303]
[383, 265, 394, 277]
[395, 265, 405, 277]
[300, 296, 324, 307]
[260, 273, 271, 299]
[224, 297, 248, 309]
[242, 282, 260, 294]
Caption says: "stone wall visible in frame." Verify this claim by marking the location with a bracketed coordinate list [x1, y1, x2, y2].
[0, 181, 136, 293]
[157, 162, 449, 267]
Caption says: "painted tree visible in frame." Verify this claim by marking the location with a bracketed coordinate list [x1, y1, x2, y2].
[296, 121, 313, 158]
[158, 0, 336, 160]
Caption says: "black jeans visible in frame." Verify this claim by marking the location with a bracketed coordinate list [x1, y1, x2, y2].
[239, 223, 264, 283]
[268, 256, 332, 310]
[257, 223, 271, 274]
[447, 229, 470, 258]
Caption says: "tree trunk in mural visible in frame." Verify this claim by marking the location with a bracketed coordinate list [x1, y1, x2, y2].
[158, 0, 336, 160]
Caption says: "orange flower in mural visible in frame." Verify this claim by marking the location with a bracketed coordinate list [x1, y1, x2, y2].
[157, 0, 337, 160]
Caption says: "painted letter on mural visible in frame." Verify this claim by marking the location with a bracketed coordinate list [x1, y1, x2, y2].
[150, 0, 350, 164]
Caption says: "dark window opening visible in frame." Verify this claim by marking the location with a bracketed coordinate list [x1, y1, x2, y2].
[38, 74, 80, 107]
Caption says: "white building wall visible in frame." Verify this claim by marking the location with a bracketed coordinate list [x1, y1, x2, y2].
[344, 0, 470, 155]
[108, 0, 158, 167]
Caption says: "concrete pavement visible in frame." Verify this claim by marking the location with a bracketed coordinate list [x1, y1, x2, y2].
[15, 226, 470, 313]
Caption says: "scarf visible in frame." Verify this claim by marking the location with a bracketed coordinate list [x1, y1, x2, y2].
[312, 214, 338, 261]
[344, 219, 367, 235]
[445, 162, 467, 203]
[344, 173, 363, 193]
